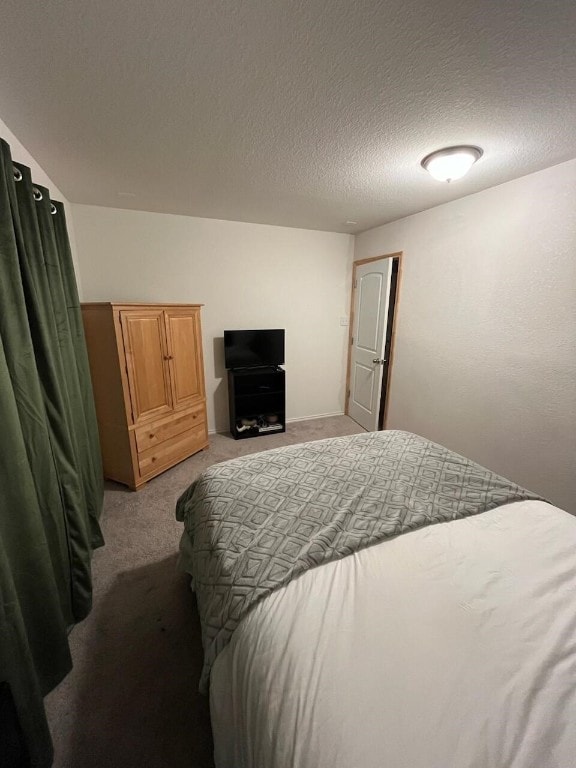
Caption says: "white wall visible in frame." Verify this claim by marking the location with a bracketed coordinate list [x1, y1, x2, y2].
[356, 159, 576, 513]
[0, 115, 82, 293]
[72, 204, 354, 432]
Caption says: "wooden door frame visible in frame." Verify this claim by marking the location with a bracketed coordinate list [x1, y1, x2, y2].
[345, 251, 403, 430]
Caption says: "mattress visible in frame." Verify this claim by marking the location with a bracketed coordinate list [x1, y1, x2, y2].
[209, 500, 576, 768]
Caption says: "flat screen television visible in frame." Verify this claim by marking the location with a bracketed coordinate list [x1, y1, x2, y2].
[224, 329, 285, 369]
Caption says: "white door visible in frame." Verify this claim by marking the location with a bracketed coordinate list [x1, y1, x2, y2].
[348, 259, 392, 431]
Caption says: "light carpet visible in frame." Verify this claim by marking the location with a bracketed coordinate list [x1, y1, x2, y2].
[45, 415, 364, 768]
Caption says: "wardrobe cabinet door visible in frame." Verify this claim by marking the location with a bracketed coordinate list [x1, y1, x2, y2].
[120, 310, 173, 423]
[164, 308, 205, 410]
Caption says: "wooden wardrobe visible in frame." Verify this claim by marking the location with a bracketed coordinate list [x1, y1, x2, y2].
[81, 303, 208, 489]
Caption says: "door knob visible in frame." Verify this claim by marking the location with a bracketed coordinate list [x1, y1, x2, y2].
[372, 358, 386, 364]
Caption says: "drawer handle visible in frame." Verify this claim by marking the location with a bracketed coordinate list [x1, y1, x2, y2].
[149, 433, 155, 439]
[151, 456, 157, 463]
[163, 355, 174, 361]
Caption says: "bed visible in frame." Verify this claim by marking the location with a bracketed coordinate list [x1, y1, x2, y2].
[176, 430, 576, 768]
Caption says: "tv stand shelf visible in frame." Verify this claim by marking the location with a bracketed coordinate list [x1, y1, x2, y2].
[228, 366, 286, 440]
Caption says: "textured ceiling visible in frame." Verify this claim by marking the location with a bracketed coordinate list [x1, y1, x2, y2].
[1, 0, 576, 233]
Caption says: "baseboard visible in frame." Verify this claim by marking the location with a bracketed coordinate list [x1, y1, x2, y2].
[209, 411, 346, 435]
[286, 411, 345, 423]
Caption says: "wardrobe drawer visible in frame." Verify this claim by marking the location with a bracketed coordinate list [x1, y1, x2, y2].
[135, 403, 206, 452]
[138, 422, 208, 479]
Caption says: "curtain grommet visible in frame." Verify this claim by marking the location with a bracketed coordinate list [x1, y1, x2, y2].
[50, 203, 57, 215]
[13, 167, 22, 182]
[33, 187, 43, 202]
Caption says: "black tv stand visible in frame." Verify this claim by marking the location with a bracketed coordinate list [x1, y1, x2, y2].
[228, 366, 286, 440]
[231, 365, 283, 373]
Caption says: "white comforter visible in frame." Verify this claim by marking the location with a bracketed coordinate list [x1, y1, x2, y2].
[210, 500, 576, 768]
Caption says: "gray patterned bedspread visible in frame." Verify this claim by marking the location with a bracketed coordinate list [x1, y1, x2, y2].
[176, 430, 542, 691]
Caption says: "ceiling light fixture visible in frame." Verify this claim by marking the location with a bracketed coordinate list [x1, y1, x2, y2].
[421, 145, 483, 182]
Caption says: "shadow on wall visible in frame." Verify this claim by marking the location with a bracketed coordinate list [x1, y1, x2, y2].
[212, 336, 226, 380]
[212, 336, 228, 433]
[62, 555, 214, 768]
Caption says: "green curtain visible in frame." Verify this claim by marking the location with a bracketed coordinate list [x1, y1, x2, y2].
[0, 139, 104, 767]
